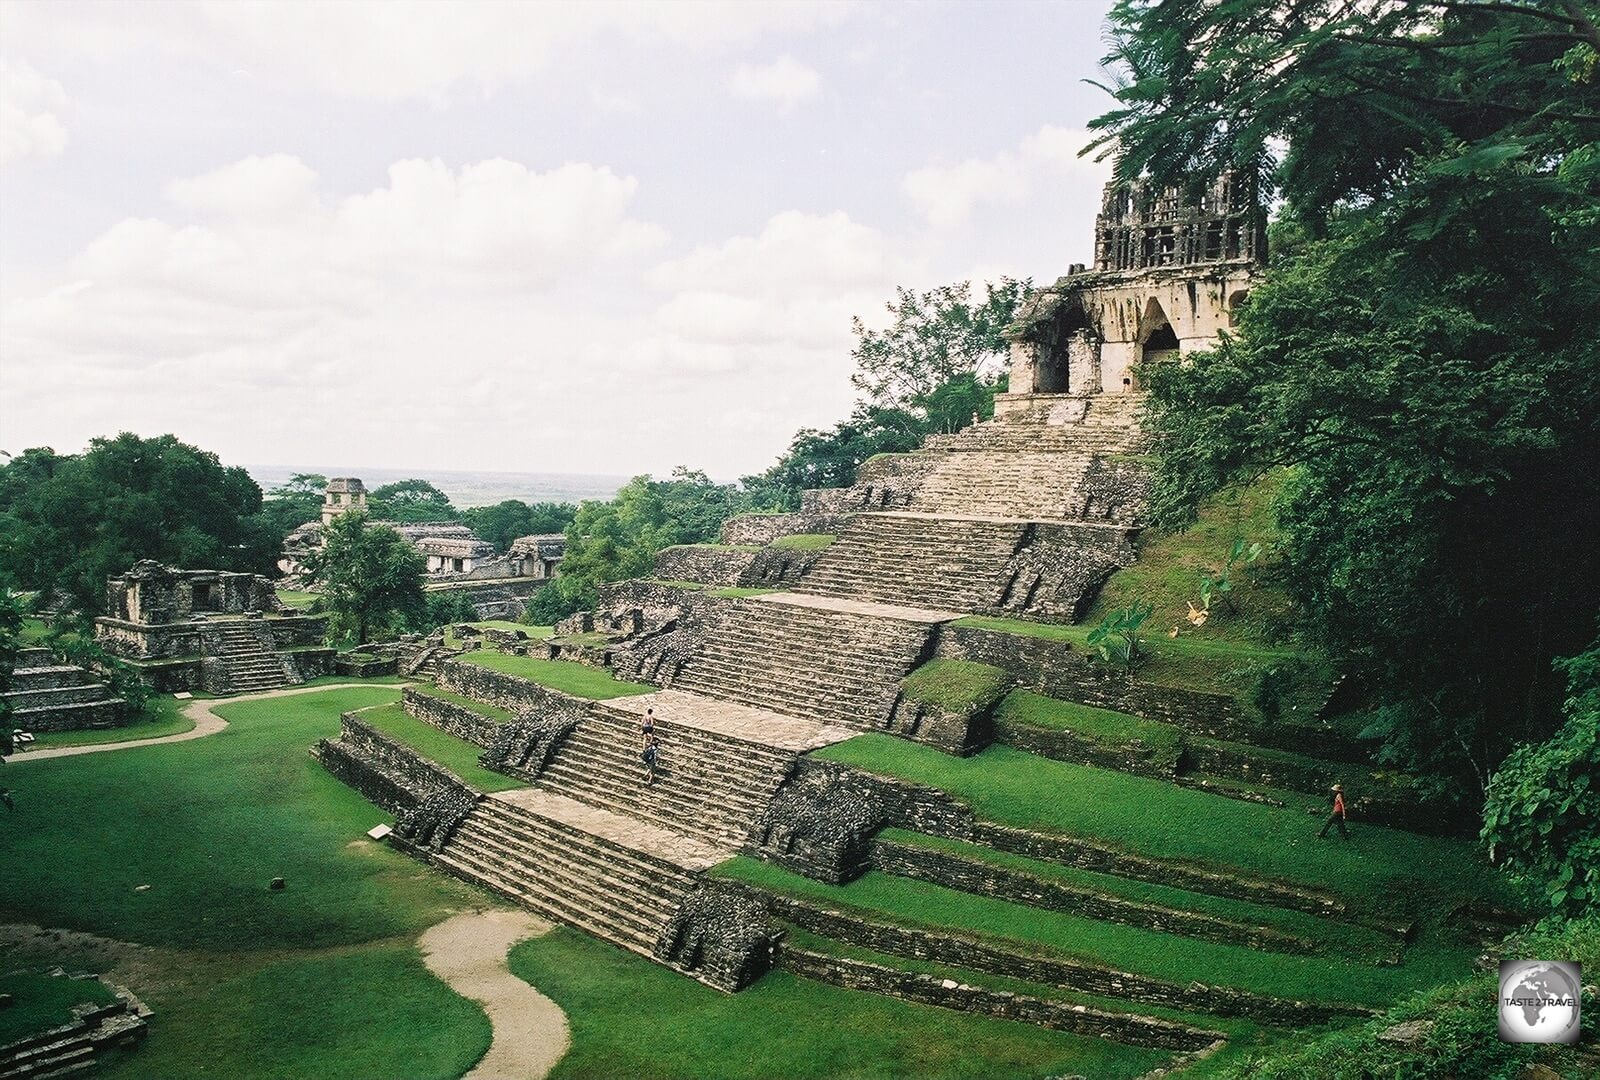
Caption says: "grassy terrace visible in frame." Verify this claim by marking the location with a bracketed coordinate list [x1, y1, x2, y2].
[509, 927, 1167, 1080]
[408, 684, 514, 723]
[274, 589, 320, 610]
[812, 735, 1513, 914]
[3, 687, 493, 1078]
[0, 971, 118, 1045]
[455, 649, 653, 699]
[354, 703, 522, 793]
[877, 830, 1396, 957]
[996, 690, 1185, 770]
[767, 533, 837, 551]
[900, 659, 1013, 712]
[717, 859, 1474, 1010]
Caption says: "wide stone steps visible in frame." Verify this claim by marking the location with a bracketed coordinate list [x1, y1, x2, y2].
[435, 794, 711, 957]
[673, 599, 934, 727]
[9, 667, 94, 693]
[794, 514, 1029, 613]
[205, 622, 295, 692]
[911, 453, 1100, 520]
[4, 684, 116, 709]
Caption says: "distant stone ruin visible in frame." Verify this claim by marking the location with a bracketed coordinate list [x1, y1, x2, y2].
[1004, 173, 1264, 398]
[278, 476, 565, 619]
[94, 560, 332, 693]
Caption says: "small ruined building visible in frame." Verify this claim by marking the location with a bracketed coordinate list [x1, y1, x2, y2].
[2, 647, 124, 732]
[94, 561, 333, 694]
[278, 477, 566, 619]
[1004, 173, 1264, 399]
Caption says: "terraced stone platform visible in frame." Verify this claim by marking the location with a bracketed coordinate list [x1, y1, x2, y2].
[5, 649, 124, 732]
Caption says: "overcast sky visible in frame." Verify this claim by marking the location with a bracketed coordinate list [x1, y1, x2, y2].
[0, 0, 1117, 481]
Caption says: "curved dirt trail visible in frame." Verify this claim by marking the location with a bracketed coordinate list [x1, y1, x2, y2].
[420, 910, 570, 1080]
[13, 681, 397, 762]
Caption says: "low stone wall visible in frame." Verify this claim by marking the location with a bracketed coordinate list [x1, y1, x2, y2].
[742, 545, 827, 588]
[781, 947, 1220, 1051]
[333, 653, 397, 678]
[94, 618, 203, 660]
[9, 698, 125, 732]
[262, 614, 329, 650]
[313, 709, 476, 814]
[994, 717, 1177, 779]
[285, 648, 336, 681]
[869, 838, 1317, 954]
[403, 686, 502, 745]
[653, 545, 759, 587]
[802, 453, 940, 514]
[127, 658, 204, 693]
[721, 512, 854, 546]
[769, 895, 1362, 1026]
[436, 659, 590, 730]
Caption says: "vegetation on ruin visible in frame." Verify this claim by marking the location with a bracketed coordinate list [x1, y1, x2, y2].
[1093, 0, 1600, 824]
[455, 650, 652, 699]
[0, 971, 118, 1045]
[1, 687, 496, 1078]
[718, 859, 1473, 1008]
[898, 659, 1014, 714]
[0, 434, 279, 612]
[506, 926, 1164, 1080]
[996, 691, 1186, 772]
[353, 703, 523, 793]
[406, 685, 513, 723]
[765, 532, 836, 551]
[1215, 915, 1600, 1080]
[814, 736, 1513, 913]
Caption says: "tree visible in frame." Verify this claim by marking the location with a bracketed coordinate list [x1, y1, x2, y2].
[462, 500, 577, 553]
[1091, 0, 1600, 795]
[253, 473, 326, 540]
[1482, 627, 1600, 920]
[739, 403, 929, 511]
[0, 434, 278, 613]
[0, 590, 24, 810]
[308, 511, 426, 645]
[367, 479, 459, 523]
[527, 469, 751, 623]
[850, 279, 1031, 413]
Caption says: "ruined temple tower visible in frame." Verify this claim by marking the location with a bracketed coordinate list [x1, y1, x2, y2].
[320, 477, 368, 524]
[1002, 173, 1266, 404]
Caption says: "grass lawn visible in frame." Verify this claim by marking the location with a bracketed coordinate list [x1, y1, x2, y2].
[709, 587, 780, 598]
[508, 926, 1168, 1080]
[457, 651, 653, 700]
[813, 736, 1514, 915]
[0, 971, 117, 1044]
[355, 703, 523, 793]
[717, 860, 1475, 1010]
[900, 659, 1014, 712]
[0, 687, 497, 1079]
[470, 620, 552, 638]
[767, 533, 837, 551]
[274, 589, 320, 610]
[27, 695, 196, 749]
[19, 617, 52, 644]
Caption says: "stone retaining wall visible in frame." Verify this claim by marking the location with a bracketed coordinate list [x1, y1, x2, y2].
[654, 545, 760, 588]
[403, 686, 502, 745]
[436, 659, 591, 730]
[312, 709, 476, 813]
[768, 895, 1362, 1026]
[781, 948, 1220, 1051]
[994, 716, 1177, 778]
[869, 838, 1317, 954]
[721, 511, 855, 546]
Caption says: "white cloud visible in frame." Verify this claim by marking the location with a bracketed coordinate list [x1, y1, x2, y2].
[165, 154, 320, 218]
[0, 59, 68, 167]
[2, 2, 852, 104]
[729, 56, 822, 108]
[903, 124, 1110, 227]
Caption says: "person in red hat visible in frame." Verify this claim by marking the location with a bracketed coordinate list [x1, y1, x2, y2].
[1317, 783, 1349, 839]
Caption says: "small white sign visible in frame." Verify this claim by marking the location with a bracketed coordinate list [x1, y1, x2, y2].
[367, 824, 393, 841]
[174, 692, 194, 700]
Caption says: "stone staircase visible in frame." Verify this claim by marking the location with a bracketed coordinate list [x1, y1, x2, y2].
[911, 452, 1101, 520]
[672, 595, 945, 728]
[4, 650, 124, 732]
[793, 513, 1029, 613]
[205, 619, 297, 693]
[433, 788, 725, 957]
[531, 692, 858, 849]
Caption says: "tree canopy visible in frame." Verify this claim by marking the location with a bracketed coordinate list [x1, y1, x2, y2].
[0, 434, 277, 611]
[462, 500, 577, 553]
[366, 479, 459, 523]
[307, 511, 426, 645]
[1091, 0, 1600, 795]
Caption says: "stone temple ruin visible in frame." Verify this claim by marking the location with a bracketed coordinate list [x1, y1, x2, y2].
[311, 176, 1439, 1050]
[94, 561, 332, 693]
[280, 477, 565, 619]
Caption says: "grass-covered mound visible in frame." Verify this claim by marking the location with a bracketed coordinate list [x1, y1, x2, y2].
[1, 687, 495, 1079]
[456, 650, 652, 699]
[508, 925, 1168, 1080]
[813, 736, 1513, 915]
[900, 659, 1013, 713]
[354, 703, 522, 793]
[717, 859, 1472, 1009]
[0, 972, 117, 1045]
[767, 533, 837, 551]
